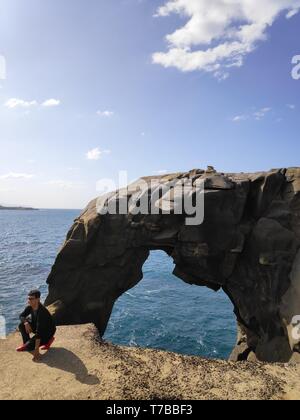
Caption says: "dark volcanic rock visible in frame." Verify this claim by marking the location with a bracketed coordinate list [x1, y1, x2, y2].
[45, 167, 300, 363]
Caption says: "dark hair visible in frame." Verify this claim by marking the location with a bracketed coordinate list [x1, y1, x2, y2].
[28, 290, 41, 299]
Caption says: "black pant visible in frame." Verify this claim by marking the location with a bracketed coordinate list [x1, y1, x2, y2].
[19, 323, 53, 351]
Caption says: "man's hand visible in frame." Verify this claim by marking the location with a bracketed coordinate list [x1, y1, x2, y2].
[24, 322, 32, 335]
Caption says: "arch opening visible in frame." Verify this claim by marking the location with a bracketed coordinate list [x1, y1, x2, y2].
[104, 250, 236, 359]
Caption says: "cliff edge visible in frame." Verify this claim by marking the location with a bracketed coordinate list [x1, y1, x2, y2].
[0, 324, 299, 400]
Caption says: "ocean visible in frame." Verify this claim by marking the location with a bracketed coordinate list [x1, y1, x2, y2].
[0, 209, 236, 359]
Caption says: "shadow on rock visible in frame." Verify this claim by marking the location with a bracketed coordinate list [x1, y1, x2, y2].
[41, 348, 100, 385]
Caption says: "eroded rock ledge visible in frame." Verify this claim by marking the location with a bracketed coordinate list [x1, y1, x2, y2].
[45, 167, 300, 363]
[1, 324, 299, 400]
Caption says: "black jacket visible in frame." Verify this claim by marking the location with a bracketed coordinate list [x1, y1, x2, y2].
[20, 304, 56, 340]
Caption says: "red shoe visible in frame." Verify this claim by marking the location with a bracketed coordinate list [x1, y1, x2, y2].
[16, 344, 28, 352]
[40, 337, 55, 351]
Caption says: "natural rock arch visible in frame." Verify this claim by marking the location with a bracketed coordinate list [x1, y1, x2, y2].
[45, 167, 300, 363]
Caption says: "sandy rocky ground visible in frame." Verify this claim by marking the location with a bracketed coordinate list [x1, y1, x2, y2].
[0, 324, 299, 400]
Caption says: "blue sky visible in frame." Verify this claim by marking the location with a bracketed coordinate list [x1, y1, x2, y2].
[0, 0, 299, 209]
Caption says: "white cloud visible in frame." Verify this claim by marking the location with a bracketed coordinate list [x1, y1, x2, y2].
[97, 110, 114, 118]
[5, 98, 38, 109]
[86, 147, 111, 161]
[287, 104, 296, 109]
[232, 115, 248, 122]
[232, 107, 271, 122]
[253, 107, 271, 120]
[0, 187, 16, 192]
[286, 7, 300, 17]
[154, 169, 169, 175]
[0, 172, 34, 180]
[5, 98, 61, 109]
[46, 180, 84, 189]
[153, 0, 300, 78]
[42, 99, 61, 107]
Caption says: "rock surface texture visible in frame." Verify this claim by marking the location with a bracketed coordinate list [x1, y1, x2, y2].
[2, 324, 299, 400]
[45, 167, 300, 363]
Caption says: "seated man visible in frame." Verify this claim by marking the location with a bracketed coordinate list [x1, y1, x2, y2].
[17, 289, 56, 361]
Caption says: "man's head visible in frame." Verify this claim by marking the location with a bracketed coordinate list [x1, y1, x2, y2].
[27, 290, 41, 308]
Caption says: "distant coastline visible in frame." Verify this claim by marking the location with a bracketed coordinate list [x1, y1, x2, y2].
[0, 205, 38, 211]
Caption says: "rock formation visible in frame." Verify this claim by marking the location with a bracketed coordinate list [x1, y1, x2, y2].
[45, 167, 300, 363]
